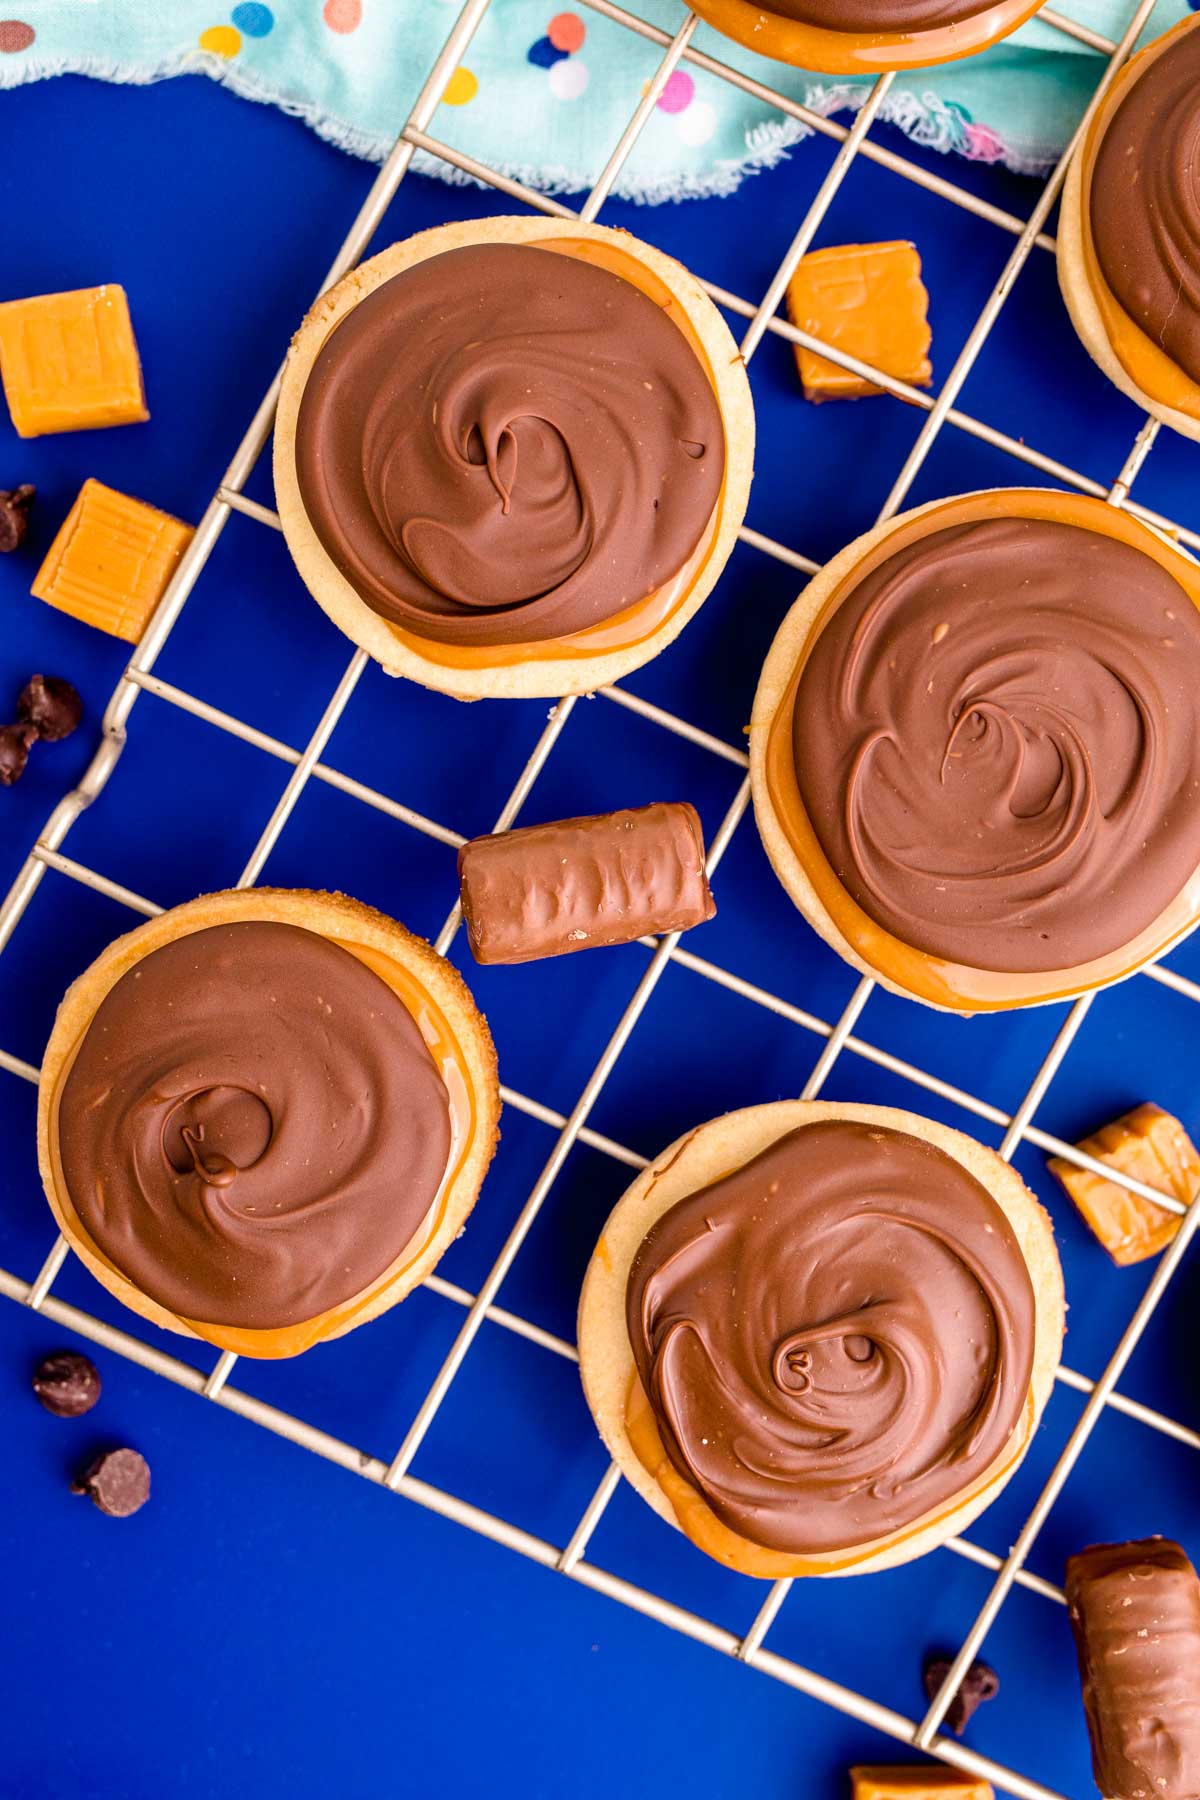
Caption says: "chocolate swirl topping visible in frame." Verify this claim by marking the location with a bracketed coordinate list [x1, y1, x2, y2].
[58, 922, 452, 1330]
[792, 517, 1200, 973]
[626, 1120, 1036, 1556]
[293, 242, 725, 648]
[1091, 26, 1200, 386]
[753, 0, 997, 28]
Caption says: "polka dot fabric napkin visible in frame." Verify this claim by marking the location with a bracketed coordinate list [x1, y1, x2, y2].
[0, 0, 1192, 199]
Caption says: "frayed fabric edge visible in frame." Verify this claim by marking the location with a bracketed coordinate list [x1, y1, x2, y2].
[0, 50, 399, 162]
[798, 80, 1057, 176]
[0, 51, 1059, 200]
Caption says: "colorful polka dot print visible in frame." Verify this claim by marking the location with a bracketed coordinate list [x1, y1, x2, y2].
[199, 23, 241, 57]
[526, 10, 589, 100]
[677, 100, 717, 147]
[443, 65, 479, 107]
[548, 56, 588, 101]
[527, 36, 568, 70]
[199, 0, 363, 54]
[323, 0, 363, 33]
[653, 61, 716, 145]
[199, 0, 275, 57]
[657, 70, 694, 116]
[0, 19, 35, 52]
[0, 0, 1078, 214]
[547, 12, 585, 52]
[0, 0, 743, 200]
[522, 8, 715, 140]
[231, 3, 274, 36]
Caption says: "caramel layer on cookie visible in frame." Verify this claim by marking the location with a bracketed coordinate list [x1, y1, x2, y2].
[686, 0, 1039, 73]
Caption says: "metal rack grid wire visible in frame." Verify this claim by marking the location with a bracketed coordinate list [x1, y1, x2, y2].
[3, 4, 1200, 1795]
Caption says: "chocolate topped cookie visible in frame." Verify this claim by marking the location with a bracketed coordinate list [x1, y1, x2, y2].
[626, 1120, 1036, 1558]
[39, 889, 499, 1357]
[1060, 15, 1200, 440]
[295, 244, 723, 650]
[58, 920, 453, 1331]
[580, 1100, 1063, 1577]
[752, 489, 1200, 1012]
[275, 217, 754, 701]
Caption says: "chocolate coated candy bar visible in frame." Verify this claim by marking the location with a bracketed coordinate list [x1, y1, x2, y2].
[1065, 1537, 1200, 1800]
[458, 801, 714, 966]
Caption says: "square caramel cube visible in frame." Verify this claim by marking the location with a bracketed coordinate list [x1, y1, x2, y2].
[786, 242, 932, 403]
[850, 1768, 992, 1800]
[32, 479, 192, 643]
[1048, 1102, 1196, 1265]
[0, 284, 149, 437]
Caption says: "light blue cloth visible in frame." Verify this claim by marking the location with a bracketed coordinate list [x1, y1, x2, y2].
[0, 1, 1191, 199]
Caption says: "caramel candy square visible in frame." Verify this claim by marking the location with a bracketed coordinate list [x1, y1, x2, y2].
[0, 285, 148, 437]
[786, 242, 932, 403]
[850, 1767, 992, 1800]
[32, 479, 193, 643]
[1048, 1102, 1197, 1265]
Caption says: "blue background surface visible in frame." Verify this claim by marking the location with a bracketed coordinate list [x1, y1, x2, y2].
[3, 53, 1200, 1800]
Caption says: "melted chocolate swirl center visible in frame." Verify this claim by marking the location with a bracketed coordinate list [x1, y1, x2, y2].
[626, 1121, 1036, 1556]
[58, 922, 452, 1331]
[293, 242, 724, 647]
[792, 517, 1200, 973]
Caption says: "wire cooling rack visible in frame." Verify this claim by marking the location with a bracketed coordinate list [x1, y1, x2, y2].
[4, 4, 1200, 1795]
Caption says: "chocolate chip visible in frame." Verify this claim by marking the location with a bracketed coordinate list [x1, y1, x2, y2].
[0, 722, 36, 787]
[32, 1350, 101, 1418]
[0, 484, 34, 553]
[922, 1652, 999, 1735]
[18, 674, 83, 742]
[71, 1448, 151, 1518]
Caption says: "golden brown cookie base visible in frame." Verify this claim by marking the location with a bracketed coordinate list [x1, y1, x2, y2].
[687, 0, 1041, 73]
[750, 487, 1200, 1014]
[274, 216, 754, 701]
[1058, 15, 1200, 442]
[37, 887, 500, 1358]
[577, 1099, 1064, 1578]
